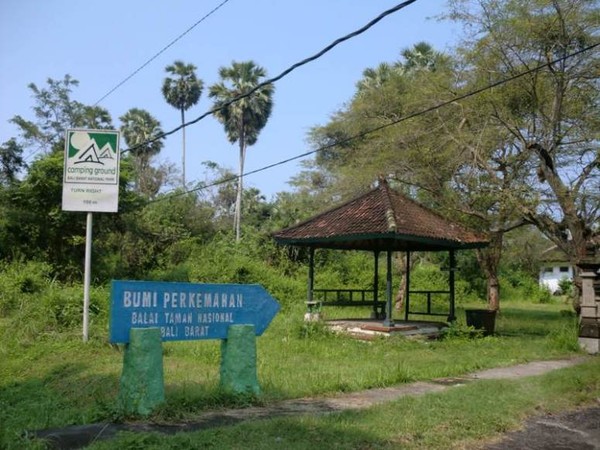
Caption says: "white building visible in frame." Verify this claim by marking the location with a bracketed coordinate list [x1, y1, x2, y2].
[538, 247, 574, 294]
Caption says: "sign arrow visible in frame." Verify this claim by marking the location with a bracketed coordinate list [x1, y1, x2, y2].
[109, 280, 280, 343]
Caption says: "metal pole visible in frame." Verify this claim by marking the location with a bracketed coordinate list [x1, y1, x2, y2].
[83, 212, 93, 342]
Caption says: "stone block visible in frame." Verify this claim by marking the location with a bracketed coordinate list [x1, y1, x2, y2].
[118, 328, 165, 416]
[220, 325, 260, 396]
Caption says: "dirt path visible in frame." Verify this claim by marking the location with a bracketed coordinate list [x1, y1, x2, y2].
[33, 356, 594, 449]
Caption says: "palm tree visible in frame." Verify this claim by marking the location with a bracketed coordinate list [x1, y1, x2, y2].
[208, 60, 274, 241]
[400, 42, 446, 72]
[162, 60, 203, 187]
[119, 108, 164, 197]
[355, 62, 403, 96]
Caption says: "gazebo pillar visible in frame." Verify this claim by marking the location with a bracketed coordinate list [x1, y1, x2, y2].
[307, 247, 315, 302]
[372, 251, 380, 319]
[448, 249, 456, 322]
[304, 247, 319, 321]
[383, 250, 395, 327]
[404, 251, 411, 321]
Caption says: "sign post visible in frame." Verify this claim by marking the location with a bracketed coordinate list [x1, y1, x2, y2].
[62, 129, 120, 342]
[109, 280, 280, 343]
[110, 280, 280, 413]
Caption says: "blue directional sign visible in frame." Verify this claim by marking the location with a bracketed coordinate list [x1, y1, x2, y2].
[110, 280, 280, 343]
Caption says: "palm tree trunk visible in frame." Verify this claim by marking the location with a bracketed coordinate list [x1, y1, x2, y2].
[234, 135, 246, 242]
[181, 108, 186, 187]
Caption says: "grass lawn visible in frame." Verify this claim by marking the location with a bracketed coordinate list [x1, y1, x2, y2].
[0, 300, 593, 449]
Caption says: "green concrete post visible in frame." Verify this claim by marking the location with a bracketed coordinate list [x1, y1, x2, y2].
[118, 327, 165, 416]
[220, 325, 260, 395]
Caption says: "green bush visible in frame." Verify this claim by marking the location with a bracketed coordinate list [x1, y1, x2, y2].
[439, 322, 483, 340]
[187, 233, 305, 310]
[0, 260, 53, 316]
[547, 319, 580, 352]
[536, 285, 554, 303]
[557, 277, 574, 297]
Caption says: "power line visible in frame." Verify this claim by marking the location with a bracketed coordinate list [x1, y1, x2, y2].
[93, 0, 232, 106]
[144, 40, 600, 205]
[122, 0, 420, 155]
[20, 0, 232, 165]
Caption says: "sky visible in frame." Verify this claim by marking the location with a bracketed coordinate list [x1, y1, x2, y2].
[0, 0, 461, 200]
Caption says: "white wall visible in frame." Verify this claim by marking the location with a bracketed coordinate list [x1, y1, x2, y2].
[539, 264, 574, 293]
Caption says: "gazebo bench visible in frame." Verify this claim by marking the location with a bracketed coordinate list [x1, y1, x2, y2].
[311, 288, 386, 317]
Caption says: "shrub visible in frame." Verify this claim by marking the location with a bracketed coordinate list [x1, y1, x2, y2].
[439, 322, 483, 340]
[187, 233, 305, 310]
[557, 277, 574, 297]
[0, 260, 53, 316]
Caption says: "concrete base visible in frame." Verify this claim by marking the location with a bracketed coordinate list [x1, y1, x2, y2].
[579, 337, 600, 354]
[118, 328, 165, 416]
[220, 325, 260, 396]
[304, 312, 321, 322]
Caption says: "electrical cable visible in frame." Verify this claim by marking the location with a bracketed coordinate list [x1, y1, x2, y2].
[19, 0, 232, 164]
[144, 40, 600, 205]
[93, 0, 231, 106]
[122, 0, 420, 155]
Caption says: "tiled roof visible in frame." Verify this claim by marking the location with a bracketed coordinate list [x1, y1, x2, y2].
[273, 179, 489, 251]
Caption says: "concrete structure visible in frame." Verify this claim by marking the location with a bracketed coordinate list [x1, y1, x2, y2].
[118, 328, 165, 416]
[578, 264, 600, 354]
[538, 263, 574, 294]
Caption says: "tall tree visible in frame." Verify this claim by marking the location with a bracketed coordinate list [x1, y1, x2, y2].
[11, 75, 113, 154]
[0, 139, 26, 185]
[209, 60, 275, 241]
[307, 42, 527, 310]
[119, 108, 164, 198]
[162, 61, 203, 187]
[400, 41, 446, 72]
[445, 0, 600, 299]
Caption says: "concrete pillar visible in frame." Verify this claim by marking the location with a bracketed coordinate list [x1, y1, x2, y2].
[220, 325, 260, 395]
[578, 266, 600, 354]
[118, 328, 165, 416]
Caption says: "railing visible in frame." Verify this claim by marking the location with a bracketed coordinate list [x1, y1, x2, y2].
[311, 288, 452, 320]
[312, 288, 380, 307]
[406, 290, 450, 317]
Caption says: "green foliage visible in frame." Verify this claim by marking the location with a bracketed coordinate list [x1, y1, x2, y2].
[187, 232, 305, 310]
[10, 75, 113, 152]
[0, 260, 52, 316]
[298, 320, 333, 339]
[314, 250, 374, 290]
[0, 293, 589, 450]
[0, 138, 26, 185]
[119, 108, 165, 197]
[439, 322, 483, 340]
[503, 271, 556, 304]
[557, 277, 574, 297]
[547, 319, 580, 352]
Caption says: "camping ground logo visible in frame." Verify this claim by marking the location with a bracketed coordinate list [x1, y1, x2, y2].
[64, 130, 119, 185]
[62, 129, 121, 212]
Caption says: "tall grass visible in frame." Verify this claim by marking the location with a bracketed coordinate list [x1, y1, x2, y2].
[0, 250, 586, 449]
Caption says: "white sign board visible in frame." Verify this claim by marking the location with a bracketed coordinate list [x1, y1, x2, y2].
[62, 129, 121, 212]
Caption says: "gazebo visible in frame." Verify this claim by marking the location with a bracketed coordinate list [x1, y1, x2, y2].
[273, 179, 489, 327]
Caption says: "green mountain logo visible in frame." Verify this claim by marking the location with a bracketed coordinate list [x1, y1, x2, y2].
[68, 131, 118, 163]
